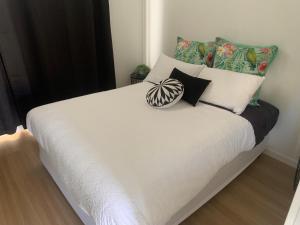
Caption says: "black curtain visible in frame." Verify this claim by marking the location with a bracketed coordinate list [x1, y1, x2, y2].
[0, 53, 20, 134]
[0, 0, 115, 134]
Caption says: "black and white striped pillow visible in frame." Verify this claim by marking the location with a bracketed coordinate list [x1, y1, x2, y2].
[146, 78, 184, 108]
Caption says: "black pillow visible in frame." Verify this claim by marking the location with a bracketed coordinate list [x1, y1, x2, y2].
[170, 68, 211, 106]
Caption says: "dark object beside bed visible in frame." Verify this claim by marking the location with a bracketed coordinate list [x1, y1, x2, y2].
[241, 100, 279, 145]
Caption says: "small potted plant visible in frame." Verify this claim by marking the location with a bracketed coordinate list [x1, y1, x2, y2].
[131, 64, 151, 84]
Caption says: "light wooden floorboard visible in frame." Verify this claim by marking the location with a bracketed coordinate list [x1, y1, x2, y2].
[0, 131, 295, 225]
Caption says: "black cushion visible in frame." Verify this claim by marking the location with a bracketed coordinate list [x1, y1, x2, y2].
[170, 68, 211, 106]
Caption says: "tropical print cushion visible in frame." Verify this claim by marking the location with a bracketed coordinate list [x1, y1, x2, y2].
[213, 37, 278, 105]
[175, 37, 216, 67]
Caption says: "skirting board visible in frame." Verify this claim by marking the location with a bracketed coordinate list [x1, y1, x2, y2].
[264, 148, 298, 168]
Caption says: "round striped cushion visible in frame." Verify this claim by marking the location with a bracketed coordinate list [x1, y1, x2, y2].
[146, 78, 184, 108]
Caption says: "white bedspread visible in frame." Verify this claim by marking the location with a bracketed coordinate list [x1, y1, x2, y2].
[27, 82, 255, 225]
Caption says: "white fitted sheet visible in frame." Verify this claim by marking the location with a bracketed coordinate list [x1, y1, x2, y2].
[27, 82, 256, 225]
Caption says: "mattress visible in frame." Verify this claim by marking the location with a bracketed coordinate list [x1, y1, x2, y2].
[40, 142, 266, 225]
[241, 100, 279, 145]
[200, 100, 279, 145]
[27, 82, 256, 225]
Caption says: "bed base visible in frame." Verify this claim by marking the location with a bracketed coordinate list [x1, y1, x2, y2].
[40, 142, 265, 225]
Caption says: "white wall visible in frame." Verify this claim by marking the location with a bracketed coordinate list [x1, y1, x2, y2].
[144, 0, 163, 68]
[109, 0, 144, 87]
[146, 0, 300, 166]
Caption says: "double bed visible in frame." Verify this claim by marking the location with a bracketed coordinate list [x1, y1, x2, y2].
[27, 81, 278, 225]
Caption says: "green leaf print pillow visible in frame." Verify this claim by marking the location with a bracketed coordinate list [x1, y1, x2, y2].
[175, 37, 216, 67]
[213, 37, 278, 106]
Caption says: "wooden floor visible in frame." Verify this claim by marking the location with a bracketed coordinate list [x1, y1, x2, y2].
[0, 131, 295, 225]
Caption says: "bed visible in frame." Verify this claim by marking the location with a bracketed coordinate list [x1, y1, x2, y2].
[27, 81, 279, 225]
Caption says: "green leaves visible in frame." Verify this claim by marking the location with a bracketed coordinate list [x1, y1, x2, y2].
[199, 43, 206, 58]
[246, 48, 257, 66]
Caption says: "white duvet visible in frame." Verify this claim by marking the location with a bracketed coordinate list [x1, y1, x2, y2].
[27, 82, 255, 225]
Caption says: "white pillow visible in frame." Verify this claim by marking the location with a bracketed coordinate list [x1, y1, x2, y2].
[198, 68, 265, 114]
[144, 53, 206, 84]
